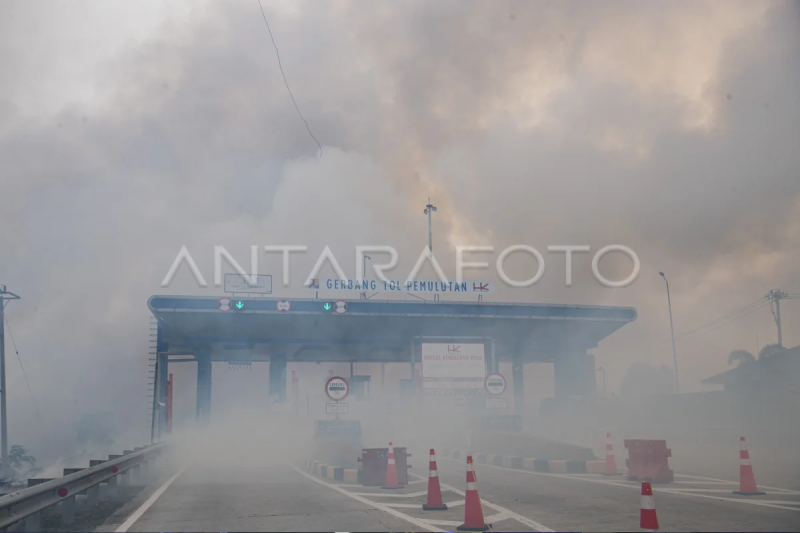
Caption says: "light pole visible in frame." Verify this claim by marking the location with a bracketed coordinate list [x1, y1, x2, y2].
[659, 272, 680, 394]
[0, 285, 21, 475]
[597, 367, 607, 396]
[423, 198, 437, 260]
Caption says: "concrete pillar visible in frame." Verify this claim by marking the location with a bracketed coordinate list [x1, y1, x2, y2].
[196, 353, 212, 421]
[156, 325, 169, 440]
[269, 350, 287, 402]
[512, 361, 524, 414]
[553, 352, 597, 400]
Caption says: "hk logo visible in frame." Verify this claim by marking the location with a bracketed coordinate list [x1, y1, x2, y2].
[307, 278, 320, 289]
[473, 282, 489, 292]
[448, 345, 461, 353]
[276, 300, 291, 312]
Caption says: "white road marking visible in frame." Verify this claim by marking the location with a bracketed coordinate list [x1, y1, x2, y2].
[408, 479, 427, 485]
[383, 502, 426, 508]
[115, 468, 187, 533]
[445, 500, 465, 507]
[292, 467, 445, 533]
[349, 490, 429, 498]
[674, 481, 738, 485]
[486, 511, 512, 522]
[673, 473, 800, 494]
[409, 472, 554, 532]
[421, 519, 463, 526]
[440, 457, 800, 513]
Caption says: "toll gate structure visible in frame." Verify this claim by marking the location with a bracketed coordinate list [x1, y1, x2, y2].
[147, 295, 636, 440]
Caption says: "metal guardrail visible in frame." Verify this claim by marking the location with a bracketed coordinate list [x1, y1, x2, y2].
[0, 442, 169, 530]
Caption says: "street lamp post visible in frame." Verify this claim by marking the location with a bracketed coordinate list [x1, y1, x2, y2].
[597, 367, 607, 396]
[423, 198, 437, 260]
[659, 272, 680, 394]
[0, 285, 21, 476]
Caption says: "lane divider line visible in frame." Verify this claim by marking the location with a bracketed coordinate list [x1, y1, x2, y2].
[439, 457, 800, 513]
[116, 467, 187, 533]
[292, 467, 446, 533]
[408, 472, 554, 532]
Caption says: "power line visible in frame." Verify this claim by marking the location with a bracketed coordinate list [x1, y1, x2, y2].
[674, 297, 767, 341]
[678, 300, 769, 344]
[257, 0, 322, 157]
[3, 316, 43, 426]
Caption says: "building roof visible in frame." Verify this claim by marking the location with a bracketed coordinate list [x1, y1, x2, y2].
[702, 345, 800, 386]
[148, 295, 637, 363]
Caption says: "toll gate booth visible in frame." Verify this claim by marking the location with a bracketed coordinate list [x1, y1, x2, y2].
[147, 295, 636, 441]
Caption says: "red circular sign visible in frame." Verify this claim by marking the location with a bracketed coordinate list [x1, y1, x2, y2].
[276, 300, 291, 312]
[333, 300, 348, 314]
[217, 297, 233, 312]
[485, 373, 507, 395]
[325, 376, 349, 401]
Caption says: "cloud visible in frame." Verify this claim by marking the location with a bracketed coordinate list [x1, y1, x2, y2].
[0, 0, 798, 463]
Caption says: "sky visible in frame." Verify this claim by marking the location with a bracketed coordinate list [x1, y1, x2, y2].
[1, 0, 799, 463]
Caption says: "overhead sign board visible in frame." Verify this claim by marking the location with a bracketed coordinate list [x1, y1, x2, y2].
[224, 273, 273, 294]
[421, 343, 486, 379]
[325, 376, 349, 401]
[326, 403, 350, 414]
[486, 398, 508, 409]
[310, 279, 495, 295]
[485, 373, 507, 395]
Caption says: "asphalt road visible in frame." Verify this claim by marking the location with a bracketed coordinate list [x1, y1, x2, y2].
[96, 457, 800, 532]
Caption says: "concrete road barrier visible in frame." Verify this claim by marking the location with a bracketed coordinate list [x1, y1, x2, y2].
[305, 458, 362, 485]
[442, 449, 613, 476]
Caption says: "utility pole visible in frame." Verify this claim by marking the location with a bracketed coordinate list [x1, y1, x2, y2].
[659, 273, 680, 394]
[423, 198, 437, 260]
[767, 289, 789, 346]
[0, 285, 21, 476]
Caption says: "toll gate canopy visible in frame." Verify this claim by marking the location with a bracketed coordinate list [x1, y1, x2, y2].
[147, 295, 636, 434]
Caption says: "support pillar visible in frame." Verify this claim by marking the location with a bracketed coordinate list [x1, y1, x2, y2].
[553, 352, 597, 400]
[512, 360, 524, 414]
[156, 326, 168, 440]
[196, 352, 212, 422]
[269, 350, 287, 402]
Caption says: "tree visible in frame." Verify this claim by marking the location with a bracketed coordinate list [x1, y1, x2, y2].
[1, 445, 39, 483]
[758, 343, 785, 361]
[620, 363, 675, 396]
[728, 349, 756, 367]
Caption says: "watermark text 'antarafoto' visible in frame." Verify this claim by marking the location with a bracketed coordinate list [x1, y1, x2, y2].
[160, 244, 640, 289]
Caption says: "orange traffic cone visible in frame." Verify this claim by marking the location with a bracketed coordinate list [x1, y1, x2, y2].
[640, 482, 659, 531]
[457, 456, 489, 532]
[602, 432, 620, 476]
[381, 442, 404, 490]
[733, 437, 766, 496]
[423, 448, 447, 511]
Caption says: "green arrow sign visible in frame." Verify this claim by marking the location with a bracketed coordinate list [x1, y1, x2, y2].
[323, 303, 331, 310]
[236, 301, 244, 309]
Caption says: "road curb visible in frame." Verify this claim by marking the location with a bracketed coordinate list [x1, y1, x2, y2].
[441, 449, 606, 475]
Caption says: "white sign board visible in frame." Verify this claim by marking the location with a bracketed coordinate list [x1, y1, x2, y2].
[421, 343, 486, 379]
[310, 278, 495, 295]
[224, 273, 273, 294]
[325, 376, 349, 401]
[326, 403, 349, 414]
[485, 373, 507, 395]
[486, 398, 508, 409]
